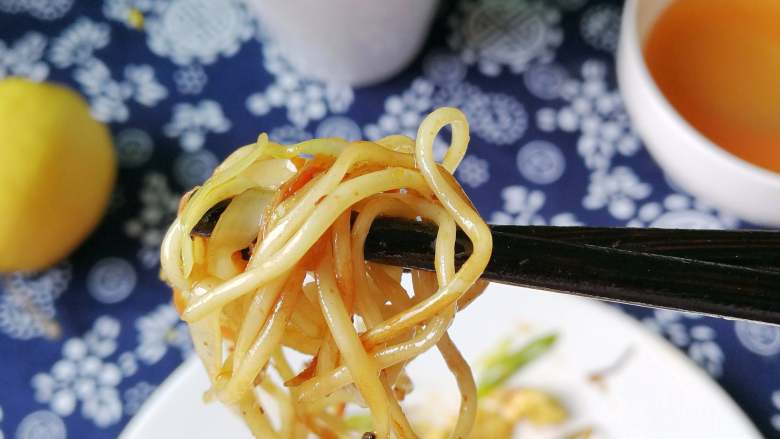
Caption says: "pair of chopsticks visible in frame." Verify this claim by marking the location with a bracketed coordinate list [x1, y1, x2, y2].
[362, 218, 780, 325]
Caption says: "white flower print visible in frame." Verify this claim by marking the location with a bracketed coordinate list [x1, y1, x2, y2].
[14, 410, 66, 439]
[580, 3, 622, 52]
[315, 116, 362, 142]
[31, 317, 124, 427]
[49, 17, 110, 68]
[735, 321, 780, 357]
[105, 0, 254, 64]
[0, 0, 72, 20]
[102, 0, 154, 26]
[537, 60, 639, 171]
[0, 405, 3, 439]
[145, 0, 254, 65]
[116, 128, 154, 168]
[367, 79, 523, 158]
[164, 100, 230, 151]
[433, 82, 528, 145]
[363, 78, 448, 161]
[465, 92, 528, 145]
[125, 64, 168, 105]
[135, 304, 192, 365]
[0, 32, 49, 81]
[627, 193, 739, 229]
[516, 140, 566, 185]
[174, 150, 219, 189]
[583, 166, 652, 220]
[448, 0, 563, 76]
[124, 381, 157, 416]
[82, 387, 122, 427]
[125, 172, 180, 268]
[247, 42, 354, 127]
[0, 263, 71, 340]
[75, 60, 128, 121]
[422, 51, 468, 87]
[643, 310, 724, 376]
[492, 185, 542, 225]
[523, 62, 569, 100]
[87, 257, 137, 304]
[491, 185, 581, 226]
[770, 391, 780, 431]
[118, 352, 139, 378]
[173, 65, 208, 95]
[74, 59, 167, 122]
[456, 155, 490, 188]
[365, 79, 435, 140]
[269, 125, 312, 145]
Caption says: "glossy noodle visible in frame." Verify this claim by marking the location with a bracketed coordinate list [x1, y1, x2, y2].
[160, 107, 492, 438]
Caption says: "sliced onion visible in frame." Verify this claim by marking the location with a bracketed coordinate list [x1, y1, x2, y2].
[213, 143, 254, 176]
[207, 188, 273, 280]
[188, 278, 223, 382]
[180, 135, 271, 276]
[244, 158, 297, 190]
[262, 138, 349, 158]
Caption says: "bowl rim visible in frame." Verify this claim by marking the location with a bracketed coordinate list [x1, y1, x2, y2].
[621, 0, 780, 188]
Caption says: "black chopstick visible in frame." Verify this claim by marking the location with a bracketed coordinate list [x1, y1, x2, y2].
[363, 217, 780, 325]
[490, 224, 780, 272]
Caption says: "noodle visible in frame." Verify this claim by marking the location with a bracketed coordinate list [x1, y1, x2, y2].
[161, 107, 492, 438]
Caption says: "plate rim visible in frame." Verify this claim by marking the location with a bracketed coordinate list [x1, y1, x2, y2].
[120, 288, 763, 439]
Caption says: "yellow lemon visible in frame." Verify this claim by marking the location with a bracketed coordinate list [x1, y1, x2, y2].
[0, 78, 116, 272]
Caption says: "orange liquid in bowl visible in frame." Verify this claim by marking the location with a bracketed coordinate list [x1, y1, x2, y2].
[643, 0, 780, 173]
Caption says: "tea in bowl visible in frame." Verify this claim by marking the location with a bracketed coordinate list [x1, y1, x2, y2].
[617, 0, 780, 226]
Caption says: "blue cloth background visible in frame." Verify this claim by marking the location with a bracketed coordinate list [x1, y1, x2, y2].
[1, 0, 778, 437]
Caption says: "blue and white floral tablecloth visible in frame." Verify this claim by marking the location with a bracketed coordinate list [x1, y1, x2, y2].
[1, 0, 779, 437]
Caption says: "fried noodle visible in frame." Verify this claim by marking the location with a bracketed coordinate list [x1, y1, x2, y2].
[161, 107, 492, 438]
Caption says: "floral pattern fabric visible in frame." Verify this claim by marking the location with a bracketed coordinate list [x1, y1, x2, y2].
[0, 1, 778, 438]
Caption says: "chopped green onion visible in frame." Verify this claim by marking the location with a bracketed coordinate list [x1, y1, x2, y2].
[477, 333, 557, 397]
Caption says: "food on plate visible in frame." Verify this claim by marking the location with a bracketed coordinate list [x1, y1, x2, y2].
[416, 334, 565, 439]
[161, 107, 497, 438]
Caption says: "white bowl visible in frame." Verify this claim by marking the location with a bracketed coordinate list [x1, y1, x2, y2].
[617, 0, 780, 227]
[245, 0, 439, 86]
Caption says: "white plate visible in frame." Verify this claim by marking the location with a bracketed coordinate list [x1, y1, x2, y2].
[121, 282, 762, 438]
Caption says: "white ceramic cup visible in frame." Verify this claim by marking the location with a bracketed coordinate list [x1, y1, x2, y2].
[247, 0, 439, 87]
[617, 0, 780, 227]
